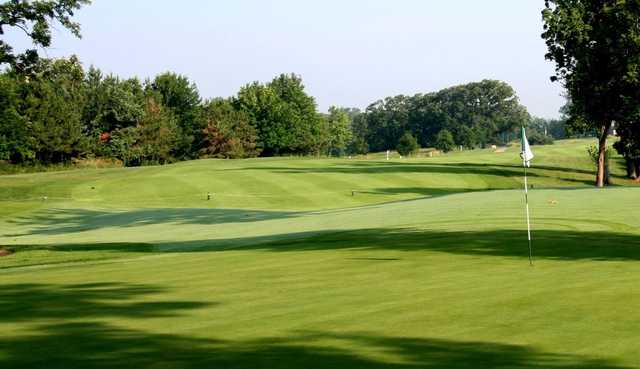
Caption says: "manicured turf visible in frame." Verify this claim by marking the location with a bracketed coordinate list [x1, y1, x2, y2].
[1, 139, 639, 368]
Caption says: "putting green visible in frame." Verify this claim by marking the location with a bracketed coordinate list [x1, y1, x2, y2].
[1, 139, 638, 369]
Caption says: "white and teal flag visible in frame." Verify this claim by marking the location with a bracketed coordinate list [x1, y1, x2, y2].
[520, 127, 534, 167]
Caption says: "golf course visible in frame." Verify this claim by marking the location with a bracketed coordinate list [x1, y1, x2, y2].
[1, 139, 638, 369]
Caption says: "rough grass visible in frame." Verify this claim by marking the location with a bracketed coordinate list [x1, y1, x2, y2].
[0, 139, 639, 369]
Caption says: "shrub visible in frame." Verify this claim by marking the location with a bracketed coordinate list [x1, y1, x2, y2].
[396, 132, 420, 156]
[434, 129, 455, 152]
[528, 131, 554, 145]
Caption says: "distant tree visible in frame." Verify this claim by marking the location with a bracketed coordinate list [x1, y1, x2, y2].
[364, 95, 411, 152]
[235, 81, 291, 155]
[527, 131, 554, 146]
[326, 106, 353, 156]
[108, 97, 180, 166]
[148, 72, 201, 159]
[542, 0, 640, 187]
[397, 131, 420, 156]
[360, 80, 528, 152]
[348, 112, 369, 154]
[107, 126, 139, 166]
[432, 80, 528, 147]
[83, 67, 145, 157]
[458, 125, 478, 149]
[530, 116, 566, 140]
[434, 129, 455, 152]
[0, 0, 90, 73]
[199, 98, 260, 159]
[18, 56, 87, 163]
[0, 74, 30, 161]
[235, 73, 323, 156]
[83, 67, 144, 134]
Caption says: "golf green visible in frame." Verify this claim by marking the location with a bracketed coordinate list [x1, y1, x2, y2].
[1, 139, 638, 369]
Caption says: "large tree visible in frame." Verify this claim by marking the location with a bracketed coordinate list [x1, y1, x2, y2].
[235, 73, 323, 156]
[542, 0, 640, 187]
[0, 73, 29, 161]
[0, 0, 90, 73]
[148, 72, 201, 159]
[325, 107, 353, 156]
[17, 56, 87, 163]
[199, 98, 260, 159]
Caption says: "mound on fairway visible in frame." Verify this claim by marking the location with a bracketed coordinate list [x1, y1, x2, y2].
[0, 139, 638, 369]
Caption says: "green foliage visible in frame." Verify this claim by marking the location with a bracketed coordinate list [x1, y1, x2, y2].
[0, 0, 90, 73]
[134, 97, 179, 165]
[106, 126, 138, 167]
[83, 67, 144, 134]
[542, 0, 640, 186]
[363, 80, 529, 152]
[613, 121, 640, 179]
[396, 131, 420, 156]
[587, 144, 612, 167]
[434, 129, 455, 152]
[0, 74, 30, 161]
[235, 74, 323, 156]
[348, 112, 369, 154]
[18, 56, 87, 163]
[527, 131, 554, 146]
[530, 116, 566, 140]
[325, 107, 353, 156]
[199, 99, 260, 159]
[148, 72, 201, 159]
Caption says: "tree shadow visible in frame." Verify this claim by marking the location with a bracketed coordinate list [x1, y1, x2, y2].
[357, 187, 477, 197]
[4, 208, 299, 236]
[224, 161, 537, 178]
[8, 228, 640, 262]
[230, 228, 640, 261]
[0, 325, 631, 369]
[222, 161, 603, 186]
[0, 282, 213, 322]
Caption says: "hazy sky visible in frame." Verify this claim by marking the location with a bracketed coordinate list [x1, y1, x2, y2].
[6, 0, 565, 118]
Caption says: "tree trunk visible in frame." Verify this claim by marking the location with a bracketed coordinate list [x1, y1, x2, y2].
[595, 124, 611, 188]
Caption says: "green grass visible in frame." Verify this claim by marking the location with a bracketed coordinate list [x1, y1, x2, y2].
[0, 139, 639, 369]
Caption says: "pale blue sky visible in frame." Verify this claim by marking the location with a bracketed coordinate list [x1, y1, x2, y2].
[6, 0, 564, 118]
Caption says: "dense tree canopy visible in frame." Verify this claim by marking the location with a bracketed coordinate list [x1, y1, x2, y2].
[199, 98, 260, 159]
[148, 72, 202, 159]
[0, 59, 541, 167]
[361, 80, 530, 153]
[235, 74, 324, 156]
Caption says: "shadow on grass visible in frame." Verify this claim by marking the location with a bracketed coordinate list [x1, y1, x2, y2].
[223, 161, 606, 184]
[4, 208, 299, 236]
[0, 282, 212, 322]
[226, 161, 539, 177]
[8, 228, 640, 262]
[356, 187, 478, 197]
[216, 228, 640, 261]
[225, 160, 608, 177]
[0, 323, 631, 369]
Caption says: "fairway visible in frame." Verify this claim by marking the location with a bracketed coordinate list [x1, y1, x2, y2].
[1, 139, 639, 369]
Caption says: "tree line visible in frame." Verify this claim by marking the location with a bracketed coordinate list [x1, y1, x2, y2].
[0, 58, 356, 165]
[1, 56, 567, 167]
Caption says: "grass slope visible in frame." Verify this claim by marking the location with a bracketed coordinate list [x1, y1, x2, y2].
[0, 139, 639, 369]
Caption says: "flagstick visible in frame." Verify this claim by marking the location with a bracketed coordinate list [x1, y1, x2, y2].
[523, 162, 533, 266]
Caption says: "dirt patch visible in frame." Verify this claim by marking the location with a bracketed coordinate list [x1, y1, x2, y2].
[0, 248, 14, 257]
